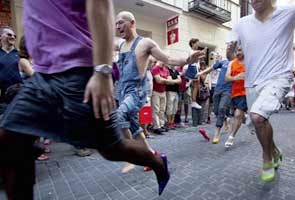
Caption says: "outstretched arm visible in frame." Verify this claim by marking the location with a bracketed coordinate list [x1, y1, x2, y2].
[197, 66, 214, 77]
[145, 38, 205, 66]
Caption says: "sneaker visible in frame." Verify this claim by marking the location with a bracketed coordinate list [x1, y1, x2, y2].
[191, 102, 202, 109]
[176, 122, 188, 128]
[75, 148, 92, 157]
[153, 128, 164, 135]
[161, 127, 169, 132]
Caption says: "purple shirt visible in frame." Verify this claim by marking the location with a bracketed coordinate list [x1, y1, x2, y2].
[23, 0, 93, 74]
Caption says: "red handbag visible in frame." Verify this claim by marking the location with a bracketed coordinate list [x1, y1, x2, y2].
[139, 106, 153, 125]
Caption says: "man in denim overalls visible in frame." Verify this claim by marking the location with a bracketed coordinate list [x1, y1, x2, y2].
[115, 11, 206, 194]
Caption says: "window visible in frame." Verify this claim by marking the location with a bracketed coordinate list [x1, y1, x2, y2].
[240, 0, 252, 17]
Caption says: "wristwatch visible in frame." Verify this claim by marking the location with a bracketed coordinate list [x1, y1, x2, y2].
[94, 64, 112, 75]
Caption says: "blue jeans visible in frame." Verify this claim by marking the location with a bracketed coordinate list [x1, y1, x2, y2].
[213, 90, 231, 128]
[117, 93, 144, 137]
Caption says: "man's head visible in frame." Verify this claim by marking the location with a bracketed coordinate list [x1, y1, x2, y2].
[116, 11, 136, 40]
[235, 46, 244, 61]
[226, 41, 237, 61]
[250, 0, 273, 13]
[189, 38, 199, 50]
[199, 61, 207, 71]
[148, 56, 157, 69]
[0, 27, 16, 48]
[157, 61, 165, 68]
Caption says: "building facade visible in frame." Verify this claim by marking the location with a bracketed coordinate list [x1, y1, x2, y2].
[2, 0, 247, 59]
[0, 0, 22, 41]
[113, 0, 248, 64]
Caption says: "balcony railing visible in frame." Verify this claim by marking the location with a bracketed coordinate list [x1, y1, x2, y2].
[188, 0, 232, 23]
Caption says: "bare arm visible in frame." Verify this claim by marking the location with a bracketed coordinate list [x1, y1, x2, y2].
[154, 75, 168, 84]
[174, 75, 182, 84]
[225, 61, 234, 82]
[198, 66, 214, 77]
[146, 38, 204, 66]
[84, 0, 115, 120]
[225, 61, 245, 82]
[19, 58, 34, 76]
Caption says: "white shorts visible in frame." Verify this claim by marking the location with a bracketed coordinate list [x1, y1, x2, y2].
[246, 75, 293, 119]
[285, 90, 295, 98]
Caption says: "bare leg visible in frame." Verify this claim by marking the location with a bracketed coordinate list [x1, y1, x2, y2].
[122, 129, 154, 173]
[0, 129, 37, 200]
[225, 109, 244, 147]
[141, 124, 150, 138]
[184, 103, 189, 122]
[230, 109, 244, 137]
[121, 129, 136, 173]
[213, 126, 222, 143]
[224, 117, 231, 132]
[99, 138, 168, 185]
[250, 113, 273, 163]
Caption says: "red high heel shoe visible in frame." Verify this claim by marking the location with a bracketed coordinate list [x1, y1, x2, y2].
[199, 129, 210, 141]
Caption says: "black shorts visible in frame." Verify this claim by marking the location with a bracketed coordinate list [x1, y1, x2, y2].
[209, 87, 215, 104]
[0, 67, 122, 149]
[232, 96, 248, 112]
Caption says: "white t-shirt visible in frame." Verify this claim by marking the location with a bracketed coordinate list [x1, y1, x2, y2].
[231, 6, 295, 88]
[146, 70, 153, 97]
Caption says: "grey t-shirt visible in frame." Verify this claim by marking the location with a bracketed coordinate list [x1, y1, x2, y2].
[231, 6, 295, 88]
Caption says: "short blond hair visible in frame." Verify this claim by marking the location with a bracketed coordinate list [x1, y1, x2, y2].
[117, 11, 135, 22]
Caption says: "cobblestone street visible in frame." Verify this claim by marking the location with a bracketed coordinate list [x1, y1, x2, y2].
[1, 111, 295, 200]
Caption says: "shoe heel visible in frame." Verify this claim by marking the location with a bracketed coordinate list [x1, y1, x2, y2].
[158, 154, 170, 196]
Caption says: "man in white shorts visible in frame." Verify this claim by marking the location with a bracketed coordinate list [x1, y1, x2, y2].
[230, 0, 295, 182]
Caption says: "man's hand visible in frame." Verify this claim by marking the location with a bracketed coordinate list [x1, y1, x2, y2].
[84, 73, 115, 120]
[187, 50, 205, 64]
[235, 72, 245, 81]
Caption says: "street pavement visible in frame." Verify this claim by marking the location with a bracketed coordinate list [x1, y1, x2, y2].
[1, 111, 295, 200]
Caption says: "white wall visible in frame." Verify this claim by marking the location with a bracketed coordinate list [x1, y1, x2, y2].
[165, 13, 231, 58]
[115, 8, 166, 49]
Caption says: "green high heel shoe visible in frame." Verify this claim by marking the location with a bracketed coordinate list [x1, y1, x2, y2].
[260, 162, 275, 183]
[274, 150, 283, 170]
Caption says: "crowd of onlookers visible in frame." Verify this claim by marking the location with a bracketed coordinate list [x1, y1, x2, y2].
[111, 38, 222, 138]
[0, 27, 93, 159]
[1, 27, 294, 156]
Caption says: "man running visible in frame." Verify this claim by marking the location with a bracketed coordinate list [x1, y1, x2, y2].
[224, 47, 247, 148]
[230, 0, 295, 182]
[197, 44, 234, 144]
[0, 1, 176, 198]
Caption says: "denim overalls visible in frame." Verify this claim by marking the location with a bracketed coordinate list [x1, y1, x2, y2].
[116, 36, 147, 137]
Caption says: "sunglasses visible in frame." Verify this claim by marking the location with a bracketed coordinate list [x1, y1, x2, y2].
[6, 33, 17, 38]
